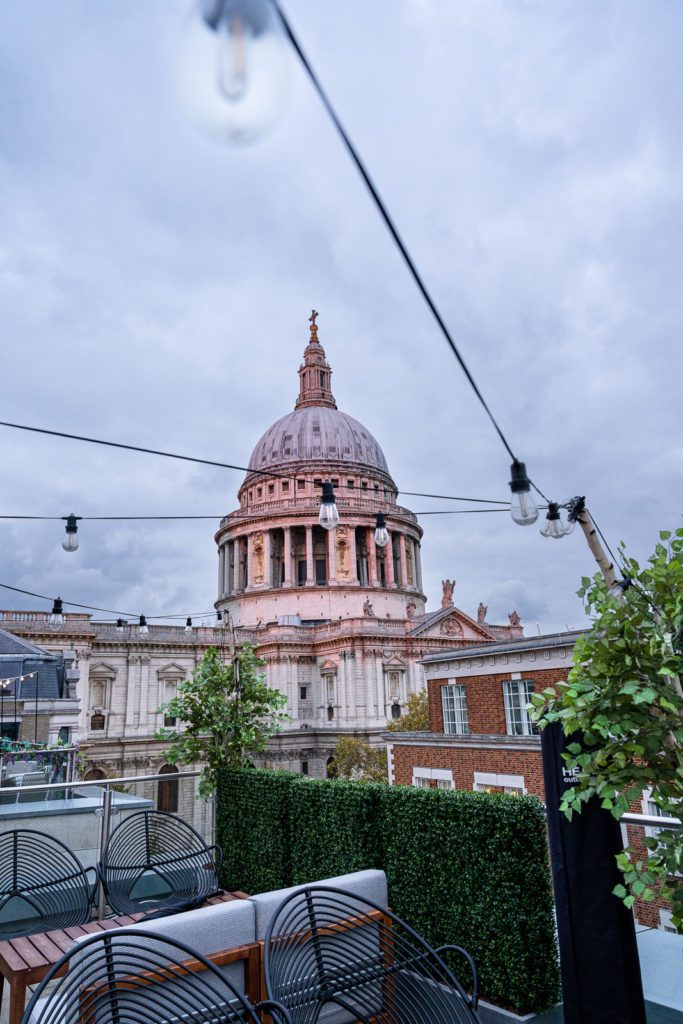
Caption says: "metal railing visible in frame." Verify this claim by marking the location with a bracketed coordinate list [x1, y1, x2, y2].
[0, 769, 209, 918]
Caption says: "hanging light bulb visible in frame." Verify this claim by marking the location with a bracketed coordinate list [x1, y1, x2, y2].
[319, 481, 340, 531]
[563, 516, 576, 536]
[138, 614, 149, 636]
[177, 0, 292, 144]
[116, 619, 125, 634]
[185, 617, 193, 633]
[50, 597, 65, 625]
[509, 461, 539, 526]
[374, 512, 390, 547]
[62, 514, 81, 552]
[540, 502, 567, 539]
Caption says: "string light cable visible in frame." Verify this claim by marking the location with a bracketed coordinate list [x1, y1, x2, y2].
[0, 583, 214, 626]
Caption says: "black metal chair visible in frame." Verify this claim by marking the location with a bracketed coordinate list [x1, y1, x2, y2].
[0, 829, 96, 940]
[22, 927, 291, 1024]
[263, 885, 481, 1024]
[98, 810, 223, 916]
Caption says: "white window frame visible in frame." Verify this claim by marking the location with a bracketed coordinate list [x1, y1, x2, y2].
[441, 682, 470, 736]
[503, 679, 537, 736]
[412, 767, 454, 790]
[473, 771, 526, 795]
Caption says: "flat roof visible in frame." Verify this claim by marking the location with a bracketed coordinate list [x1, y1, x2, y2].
[420, 629, 584, 664]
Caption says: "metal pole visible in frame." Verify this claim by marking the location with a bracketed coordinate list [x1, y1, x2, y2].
[97, 784, 114, 919]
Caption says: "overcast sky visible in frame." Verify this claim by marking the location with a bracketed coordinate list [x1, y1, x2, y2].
[1, 0, 681, 633]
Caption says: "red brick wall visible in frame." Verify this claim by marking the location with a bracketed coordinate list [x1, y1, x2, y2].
[427, 668, 569, 734]
[391, 743, 546, 799]
[626, 823, 673, 928]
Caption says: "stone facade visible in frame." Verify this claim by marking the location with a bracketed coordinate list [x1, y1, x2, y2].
[0, 316, 525, 783]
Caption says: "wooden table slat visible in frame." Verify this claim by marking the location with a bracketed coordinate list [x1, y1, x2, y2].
[0, 944, 29, 975]
[24, 931, 64, 963]
[40, 930, 74, 954]
[4, 938, 44, 970]
[62, 926, 90, 940]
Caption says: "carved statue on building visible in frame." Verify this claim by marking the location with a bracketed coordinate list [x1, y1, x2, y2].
[363, 598, 375, 617]
[508, 610, 521, 626]
[252, 532, 265, 584]
[405, 600, 416, 620]
[440, 615, 463, 637]
[441, 579, 455, 607]
[477, 602, 488, 624]
[335, 525, 351, 579]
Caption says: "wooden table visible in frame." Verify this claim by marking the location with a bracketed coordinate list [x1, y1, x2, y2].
[0, 891, 249, 1024]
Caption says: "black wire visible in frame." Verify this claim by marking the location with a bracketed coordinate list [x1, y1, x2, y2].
[0, 420, 509, 506]
[271, 1, 518, 465]
[0, 582, 214, 622]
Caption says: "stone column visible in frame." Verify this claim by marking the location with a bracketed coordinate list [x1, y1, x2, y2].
[416, 542, 423, 593]
[226, 541, 234, 595]
[218, 546, 225, 598]
[368, 527, 378, 586]
[283, 528, 293, 587]
[328, 528, 336, 582]
[385, 533, 395, 587]
[348, 525, 358, 583]
[233, 538, 241, 593]
[263, 530, 272, 588]
[305, 525, 315, 586]
[399, 534, 408, 590]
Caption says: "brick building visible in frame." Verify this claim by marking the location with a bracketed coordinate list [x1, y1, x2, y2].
[387, 630, 581, 796]
[387, 629, 676, 932]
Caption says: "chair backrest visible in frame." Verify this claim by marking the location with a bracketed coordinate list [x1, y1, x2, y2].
[123, 898, 259, 1000]
[22, 927, 291, 1024]
[0, 829, 93, 939]
[263, 885, 480, 1024]
[99, 811, 221, 916]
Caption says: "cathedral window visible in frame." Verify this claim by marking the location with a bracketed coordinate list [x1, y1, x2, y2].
[257, 486, 262, 499]
[300, 686, 307, 700]
[301, 761, 309, 775]
[347, 479, 354, 489]
[268, 483, 274, 494]
[90, 713, 105, 731]
[282, 481, 289, 493]
[297, 479, 305, 490]
[327, 705, 334, 721]
[157, 764, 179, 814]
[319, 370, 325, 387]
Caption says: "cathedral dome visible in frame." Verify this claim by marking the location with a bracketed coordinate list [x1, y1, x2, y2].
[247, 406, 391, 475]
[245, 312, 393, 481]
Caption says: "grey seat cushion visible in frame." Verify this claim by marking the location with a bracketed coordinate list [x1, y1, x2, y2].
[249, 868, 388, 940]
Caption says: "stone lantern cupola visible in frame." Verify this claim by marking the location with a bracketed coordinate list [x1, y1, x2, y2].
[295, 310, 337, 411]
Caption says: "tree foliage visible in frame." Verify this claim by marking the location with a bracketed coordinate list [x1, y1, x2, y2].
[532, 528, 683, 929]
[386, 688, 430, 732]
[156, 644, 288, 797]
[329, 736, 388, 783]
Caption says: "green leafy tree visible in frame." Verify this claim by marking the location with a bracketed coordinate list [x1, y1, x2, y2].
[329, 736, 388, 784]
[386, 688, 430, 732]
[532, 528, 683, 929]
[156, 644, 288, 797]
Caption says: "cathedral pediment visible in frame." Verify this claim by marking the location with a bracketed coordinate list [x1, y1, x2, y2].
[408, 606, 494, 642]
[382, 654, 407, 670]
[156, 662, 187, 678]
[319, 658, 338, 673]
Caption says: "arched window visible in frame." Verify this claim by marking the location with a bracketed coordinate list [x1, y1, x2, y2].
[84, 768, 106, 781]
[326, 756, 337, 779]
[157, 763, 179, 814]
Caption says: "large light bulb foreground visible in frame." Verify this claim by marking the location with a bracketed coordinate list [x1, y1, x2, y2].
[374, 512, 390, 547]
[509, 461, 539, 526]
[178, 0, 292, 144]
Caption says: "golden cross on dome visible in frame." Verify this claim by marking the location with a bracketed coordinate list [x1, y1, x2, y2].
[309, 309, 319, 326]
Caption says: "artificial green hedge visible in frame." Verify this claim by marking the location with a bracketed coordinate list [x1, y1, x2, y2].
[216, 769, 559, 1014]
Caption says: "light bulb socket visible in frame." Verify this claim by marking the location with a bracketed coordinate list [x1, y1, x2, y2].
[138, 614, 148, 635]
[546, 502, 561, 522]
[375, 512, 386, 530]
[185, 617, 193, 632]
[217, 611, 223, 621]
[51, 597, 64, 616]
[321, 481, 336, 505]
[116, 618, 125, 632]
[63, 514, 80, 535]
[509, 460, 531, 494]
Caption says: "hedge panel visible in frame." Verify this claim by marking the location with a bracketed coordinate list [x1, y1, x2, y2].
[215, 769, 559, 1014]
[289, 778, 384, 883]
[378, 785, 559, 1014]
[215, 767, 297, 893]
